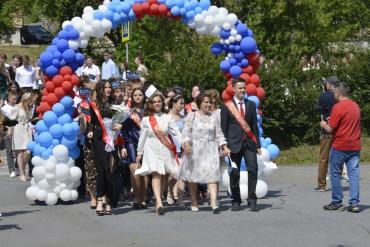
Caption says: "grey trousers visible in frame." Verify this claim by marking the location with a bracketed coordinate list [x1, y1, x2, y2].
[4, 135, 15, 173]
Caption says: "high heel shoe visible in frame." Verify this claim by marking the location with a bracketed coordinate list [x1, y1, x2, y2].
[212, 206, 220, 214]
[105, 205, 112, 215]
[96, 199, 105, 216]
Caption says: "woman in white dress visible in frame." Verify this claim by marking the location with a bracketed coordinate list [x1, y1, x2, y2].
[135, 93, 182, 215]
[180, 93, 230, 213]
[10, 92, 33, 182]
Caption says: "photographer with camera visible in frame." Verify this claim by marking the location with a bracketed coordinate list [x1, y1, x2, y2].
[315, 76, 338, 192]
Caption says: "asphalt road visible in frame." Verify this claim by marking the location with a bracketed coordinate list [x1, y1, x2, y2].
[1, 164, 369, 247]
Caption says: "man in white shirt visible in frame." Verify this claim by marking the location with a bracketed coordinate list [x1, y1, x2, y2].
[101, 50, 118, 80]
[78, 57, 101, 83]
[15, 55, 36, 92]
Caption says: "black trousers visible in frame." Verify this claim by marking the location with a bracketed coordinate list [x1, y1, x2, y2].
[229, 142, 258, 204]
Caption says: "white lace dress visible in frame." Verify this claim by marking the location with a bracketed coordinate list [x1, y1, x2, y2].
[10, 105, 32, 151]
[178, 112, 227, 183]
[135, 113, 182, 176]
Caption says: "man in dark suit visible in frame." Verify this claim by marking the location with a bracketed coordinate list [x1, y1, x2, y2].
[221, 77, 261, 211]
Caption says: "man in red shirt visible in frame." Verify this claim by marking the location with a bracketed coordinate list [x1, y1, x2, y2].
[320, 82, 361, 213]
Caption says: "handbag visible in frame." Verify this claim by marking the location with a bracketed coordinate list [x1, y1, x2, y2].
[226, 156, 238, 176]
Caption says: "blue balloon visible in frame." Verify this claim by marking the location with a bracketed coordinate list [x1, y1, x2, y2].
[234, 45, 241, 52]
[49, 124, 63, 139]
[43, 111, 58, 127]
[120, 13, 128, 23]
[244, 94, 249, 100]
[46, 45, 58, 54]
[241, 59, 249, 67]
[180, 7, 187, 16]
[230, 65, 242, 78]
[236, 23, 249, 37]
[62, 123, 74, 137]
[41, 150, 51, 160]
[265, 137, 272, 146]
[58, 113, 72, 125]
[35, 120, 48, 133]
[93, 10, 104, 20]
[58, 30, 69, 40]
[186, 10, 195, 19]
[175, 0, 185, 8]
[220, 60, 231, 72]
[128, 9, 135, 21]
[69, 62, 78, 72]
[62, 49, 76, 63]
[33, 144, 45, 157]
[240, 157, 247, 171]
[61, 137, 77, 149]
[60, 96, 74, 108]
[248, 96, 260, 108]
[247, 29, 254, 37]
[171, 6, 180, 16]
[261, 142, 268, 148]
[194, 6, 202, 14]
[27, 141, 36, 152]
[38, 132, 53, 148]
[199, 0, 211, 10]
[52, 37, 59, 45]
[40, 52, 54, 67]
[71, 122, 80, 135]
[105, 10, 114, 21]
[60, 59, 67, 67]
[45, 65, 59, 77]
[52, 103, 65, 116]
[228, 45, 235, 52]
[52, 139, 60, 146]
[211, 43, 223, 56]
[68, 28, 80, 40]
[220, 30, 231, 39]
[65, 107, 75, 116]
[122, 2, 131, 12]
[57, 39, 69, 53]
[69, 147, 80, 160]
[228, 58, 237, 66]
[241, 37, 257, 54]
[63, 24, 74, 31]
[267, 144, 280, 160]
[52, 59, 60, 68]
[234, 52, 245, 61]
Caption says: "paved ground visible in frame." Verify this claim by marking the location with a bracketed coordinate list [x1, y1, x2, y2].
[0, 163, 369, 247]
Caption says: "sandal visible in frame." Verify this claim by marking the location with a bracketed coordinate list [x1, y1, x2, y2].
[96, 199, 105, 216]
[105, 205, 112, 215]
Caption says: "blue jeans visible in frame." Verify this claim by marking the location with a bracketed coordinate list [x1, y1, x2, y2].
[329, 148, 360, 206]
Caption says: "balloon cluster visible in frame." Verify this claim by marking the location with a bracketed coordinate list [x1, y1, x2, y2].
[26, 145, 82, 205]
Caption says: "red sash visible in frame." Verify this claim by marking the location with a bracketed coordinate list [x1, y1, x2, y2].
[90, 101, 124, 146]
[225, 100, 257, 144]
[149, 115, 179, 165]
[130, 111, 142, 129]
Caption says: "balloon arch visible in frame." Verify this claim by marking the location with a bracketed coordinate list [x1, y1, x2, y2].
[26, 0, 280, 205]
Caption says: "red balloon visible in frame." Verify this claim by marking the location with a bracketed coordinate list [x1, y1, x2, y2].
[54, 87, 65, 99]
[250, 74, 260, 87]
[63, 74, 71, 81]
[224, 72, 232, 80]
[41, 95, 47, 102]
[62, 81, 73, 93]
[226, 85, 235, 97]
[36, 106, 42, 114]
[227, 80, 232, 86]
[148, 0, 158, 4]
[246, 84, 257, 96]
[70, 74, 79, 86]
[45, 81, 55, 93]
[43, 76, 50, 82]
[256, 87, 265, 99]
[52, 75, 64, 87]
[67, 90, 75, 98]
[240, 73, 250, 84]
[142, 2, 150, 13]
[39, 102, 51, 113]
[149, 4, 159, 15]
[133, 4, 143, 15]
[243, 65, 254, 75]
[247, 52, 259, 64]
[46, 93, 59, 106]
[221, 90, 231, 101]
[42, 88, 49, 96]
[158, 4, 168, 15]
[60, 66, 72, 76]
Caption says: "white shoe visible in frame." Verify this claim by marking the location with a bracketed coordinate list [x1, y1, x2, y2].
[191, 206, 199, 212]
[10, 171, 16, 178]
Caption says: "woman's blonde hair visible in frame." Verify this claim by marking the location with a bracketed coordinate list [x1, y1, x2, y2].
[19, 92, 33, 113]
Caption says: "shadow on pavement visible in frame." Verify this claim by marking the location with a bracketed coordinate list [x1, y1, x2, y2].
[0, 224, 22, 231]
[0, 210, 40, 217]
[265, 190, 284, 198]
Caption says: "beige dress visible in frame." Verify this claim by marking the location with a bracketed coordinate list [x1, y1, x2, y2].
[10, 105, 32, 150]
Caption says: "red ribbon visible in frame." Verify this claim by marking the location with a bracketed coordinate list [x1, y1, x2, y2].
[149, 115, 179, 165]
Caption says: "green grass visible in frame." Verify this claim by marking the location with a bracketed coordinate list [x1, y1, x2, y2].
[276, 137, 370, 166]
[0, 45, 47, 64]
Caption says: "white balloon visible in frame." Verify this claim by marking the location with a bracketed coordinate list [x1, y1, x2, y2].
[83, 6, 94, 14]
[80, 39, 89, 49]
[226, 13, 238, 25]
[263, 161, 278, 176]
[56, 164, 70, 181]
[60, 189, 72, 201]
[32, 166, 46, 180]
[66, 158, 75, 167]
[37, 189, 48, 201]
[240, 184, 248, 200]
[204, 16, 214, 27]
[26, 186, 38, 201]
[98, 5, 108, 12]
[256, 180, 268, 198]
[208, 6, 219, 15]
[46, 193, 58, 205]
[62, 20, 72, 29]
[188, 20, 196, 29]
[53, 145, 69, 162]
[214, 13, 226, 26]
[83, 25, 94, 36]
[82, 12, 94, 24]
[224, 39, 230, 45]
[257, 156, 266, 178]
[71, 16, 82, 25]
[218, 7, 229, 16]
[194, 14, 204, 26]
[219, 39, 225, 45]
[73, 180, 81, 188]
[196, 26, 207, 35]
[103, 0, 111, 6]
[45, 173, 55, 180]
[31, 156, 43, 167]
[211, 26, 221, 36]
[228, 53, 233, 58]
[229, 36, 236, 43]
[92, 20, 103, 35]
[53, 186, 61, 196]
[78, 31, 87, 40]
[221, 169, 229, 188]
[30, 177, 36, 186]
[101, 18, 112, 32]
[59, 182, 67, 190]
[230, 29, 238, 36]
[38, 179, 51, 191]
[235, 34, 242, 42]
[223, 22, 231, 30]
[68, 40, 80, 50]
[70, 190, 78, 201]
[260, 148, 271, 162]
[70, 167, 82, 182]
[240, 171, 248, 185]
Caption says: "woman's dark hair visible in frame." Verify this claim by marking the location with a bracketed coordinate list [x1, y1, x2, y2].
[131, 87, 146, 107]
[191, 84, 204, 101]
[94, 80, 112, 107]
[144, 93, 167, 116]
[80, 75, 90, 86]
[12, 54, 23, 64]
[8, 81, 20, 92]
[168, 94, 184, 110]
[196, 92, 210, 109]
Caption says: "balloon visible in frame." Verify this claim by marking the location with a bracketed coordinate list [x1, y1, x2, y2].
[40, 52, 54, 67]
[229, 65, 242, 78]
[60, 189, 72, 201]
[236, 23, 248, 37]
[38, 179, 51, 191]
[45, 65, 59, 77]
[246, 84, 257, 96]
[52, 145, 69, 162]
[220, 60, 231, 73]
[31, 156, 43, 167]
[240, 184, 248, 200]
[70, 167, 82, 182]
[211, 43, 223, 56]
[225, 85, 235, 96]
[35, 120, 49, 133]
[256, 180, 268, 198]
[49, 124, 64, 139]
[70, 190, 78, 201]
[69, 148, 80, 160]
[43, 111, 58, 127]
[260, 148, 271, 162]
[240, 171, 248, 185]
[267, 144, 280, 160]
[54, 87, 66, 99]
[60, 66, 72, 76]
[62, 81, 73, 93]
[32, 166, 46, 180]
[57, 39, 69, 52]
[62, 49, 76, 63]
[264, 138, 272, 146]
[45, 157, 57, 172]
[37, 189, 48, 201]
[240, 73, 250, 83]
[38, 132, 53, 148]
[241, 37, 257, 54]
[46, 93, 59, 106]
[46, 193, 58, 205]
[26, 186, 38, 201]
[256, 87, 265, 99]
[27, 141, 36, 152]
[52, 103, 65, 116]
[56, 164, 70, 181]
[60, 96, 74, 108]
[248, 96, 260, 108]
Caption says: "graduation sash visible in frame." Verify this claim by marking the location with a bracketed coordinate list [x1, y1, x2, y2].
[224, 100, 257, 144]
[149, 115, 179, 164]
